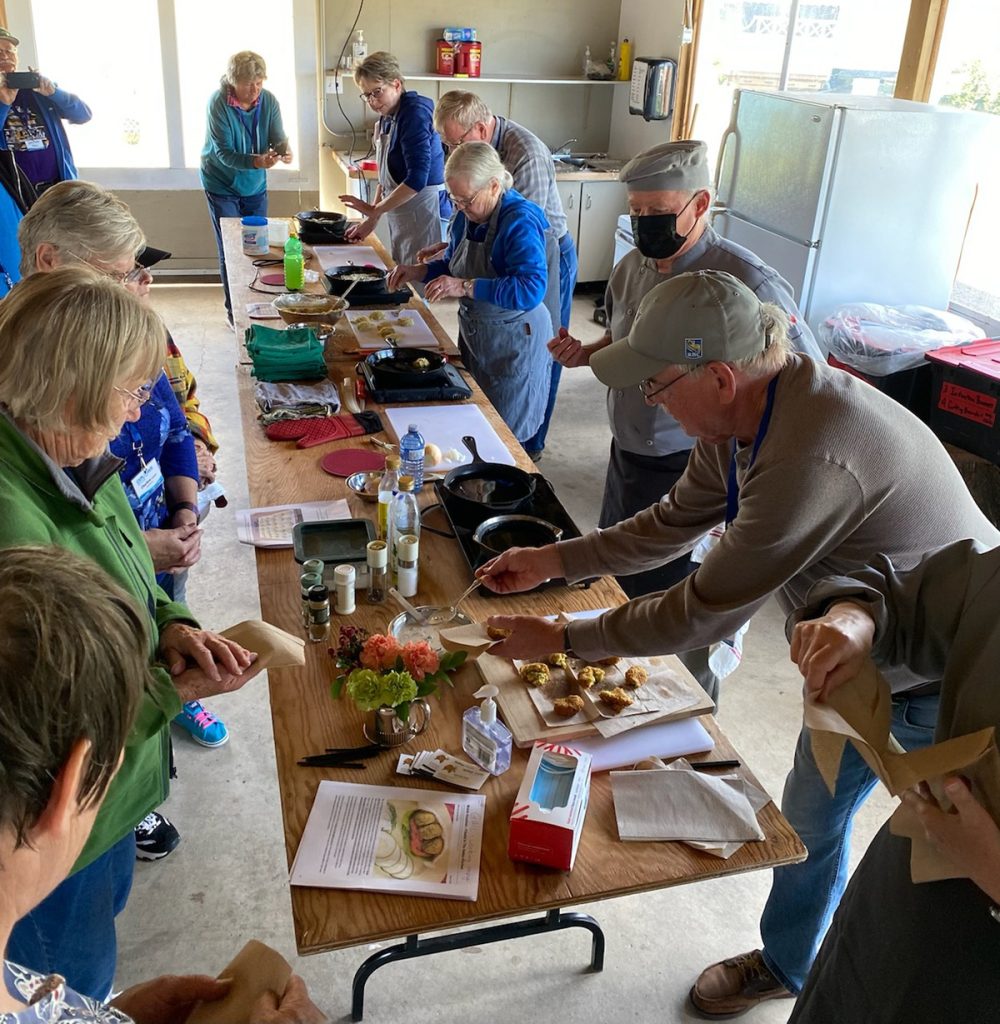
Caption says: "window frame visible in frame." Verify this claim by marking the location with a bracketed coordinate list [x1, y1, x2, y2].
[6, 0, 318, 190]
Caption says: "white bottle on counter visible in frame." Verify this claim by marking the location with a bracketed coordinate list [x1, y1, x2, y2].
[352, 29, 368, 68]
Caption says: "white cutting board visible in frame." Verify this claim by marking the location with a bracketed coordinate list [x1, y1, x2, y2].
[312, 245, 387, 273]
[568, 717, 715, 772]
[383, 405, 516, 471]
[346, 308, 438, 350]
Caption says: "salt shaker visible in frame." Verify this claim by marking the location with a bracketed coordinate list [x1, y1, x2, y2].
[395, 533, 419, 598]
[334, 563, 356, 614]
[366, 541, 387, 604]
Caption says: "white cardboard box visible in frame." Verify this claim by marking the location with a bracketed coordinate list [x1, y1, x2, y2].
[508, 742, 592, 870]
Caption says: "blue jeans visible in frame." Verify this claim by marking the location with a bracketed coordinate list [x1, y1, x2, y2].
[760, 690, 939, 993]
[523, 231, 578, 454]
[7, 830, 136, 1000]
[204, 189, 268, 320]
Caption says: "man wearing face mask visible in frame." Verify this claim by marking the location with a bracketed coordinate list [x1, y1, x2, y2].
[551, 140, 821, 606]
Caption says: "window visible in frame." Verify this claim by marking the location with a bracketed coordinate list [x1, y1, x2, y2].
[20, 0, 310, 186]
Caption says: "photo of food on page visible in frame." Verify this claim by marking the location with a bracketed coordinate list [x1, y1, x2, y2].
[374, 800, 454, 883]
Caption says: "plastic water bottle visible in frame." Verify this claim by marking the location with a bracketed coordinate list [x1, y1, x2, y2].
[283, 233, 304, 291]
[390, 475, 420, 591]
[399, 423, 425, 491]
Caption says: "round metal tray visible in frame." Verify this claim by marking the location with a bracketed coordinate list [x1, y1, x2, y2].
[388, 607, 472, 651]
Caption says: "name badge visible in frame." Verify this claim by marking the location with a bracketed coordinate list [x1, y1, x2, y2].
[130, 458, 163, 503]
[24, 137, 46, 151]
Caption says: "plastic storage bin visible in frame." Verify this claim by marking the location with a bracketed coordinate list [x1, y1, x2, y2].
[926, 339, 1000, 463]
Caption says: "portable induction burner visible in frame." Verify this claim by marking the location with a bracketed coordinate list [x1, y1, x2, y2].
[428, 476, 592, 594]
[358, 358, 473, 403]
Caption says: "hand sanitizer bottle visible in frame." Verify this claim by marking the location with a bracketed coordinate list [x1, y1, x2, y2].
[462, 684, 512, 776]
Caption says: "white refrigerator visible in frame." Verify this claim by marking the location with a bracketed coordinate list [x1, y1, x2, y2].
[712, 90, 988, 337]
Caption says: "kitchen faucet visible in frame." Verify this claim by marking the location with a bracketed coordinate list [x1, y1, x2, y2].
[552, 138, 578, 156]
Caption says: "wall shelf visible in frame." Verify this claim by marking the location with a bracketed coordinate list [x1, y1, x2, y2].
[403, 73, 628, 86]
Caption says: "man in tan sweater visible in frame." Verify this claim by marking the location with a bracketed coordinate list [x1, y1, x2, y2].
[480, 270, 1000, 1017]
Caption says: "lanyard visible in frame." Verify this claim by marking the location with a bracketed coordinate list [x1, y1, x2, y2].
[237, 102, 262, 151]
[725, 372, 780, 526]
[124, 420, 146, 466]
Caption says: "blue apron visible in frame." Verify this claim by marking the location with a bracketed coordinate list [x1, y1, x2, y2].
[449, 201, 553, 442]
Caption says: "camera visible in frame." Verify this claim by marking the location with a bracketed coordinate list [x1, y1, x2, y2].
[4, 72, 41, 90]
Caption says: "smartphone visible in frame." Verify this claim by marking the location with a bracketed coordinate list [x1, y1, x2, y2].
[270, 139, 289, 157]
[4, 72, 41, 89]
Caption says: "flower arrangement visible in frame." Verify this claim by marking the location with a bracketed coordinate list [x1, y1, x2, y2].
[329, 625, 467, 721]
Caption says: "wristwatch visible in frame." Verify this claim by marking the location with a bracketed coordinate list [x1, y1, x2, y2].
[168, 500, 198, 518]
[463, 278, 475, 298]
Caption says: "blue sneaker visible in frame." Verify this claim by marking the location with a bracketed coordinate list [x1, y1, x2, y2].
[173, 700, 229, 747]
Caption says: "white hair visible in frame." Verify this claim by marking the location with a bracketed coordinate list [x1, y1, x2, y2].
[444, 142, 513, 192]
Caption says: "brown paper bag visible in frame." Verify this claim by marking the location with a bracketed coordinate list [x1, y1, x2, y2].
[804, 659, 1000, 882]
[186, 939, 292, 1024]
[220, 619, 305, 669]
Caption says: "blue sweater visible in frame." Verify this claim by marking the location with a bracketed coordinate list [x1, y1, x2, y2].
[0, 86, 91, 182]
[0, 185, 21, 297]
[426, 188, 549, 311]
[200, 88, 287, 197]
[380, 91, 449, 217]
[110, 372, 198, 533]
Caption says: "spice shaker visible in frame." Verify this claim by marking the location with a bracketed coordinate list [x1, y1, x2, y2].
[366, 540, 388, 604]
[334, 564, 356, 614]
[307, 583, 331, 642]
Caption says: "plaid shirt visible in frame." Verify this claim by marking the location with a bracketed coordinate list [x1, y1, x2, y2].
[163, 332, 218, 452]
[491, 116, 568, 240]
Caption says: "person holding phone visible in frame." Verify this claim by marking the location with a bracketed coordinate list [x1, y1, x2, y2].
[200, 50, 291, 327]
[0, 26, 91, 194]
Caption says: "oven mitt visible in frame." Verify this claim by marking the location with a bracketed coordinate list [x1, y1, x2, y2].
[265, 412, 384, 448]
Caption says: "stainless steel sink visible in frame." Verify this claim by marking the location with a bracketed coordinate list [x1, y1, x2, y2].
[552, 153, 624, 172]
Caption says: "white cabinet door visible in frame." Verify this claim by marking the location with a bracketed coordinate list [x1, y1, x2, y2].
[556, 180, 581, 248]
[576, 180, 628, 283]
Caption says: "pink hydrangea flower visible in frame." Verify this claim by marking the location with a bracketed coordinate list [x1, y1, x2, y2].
[400, 641, 439, 681]
[360, 633, 401, 671]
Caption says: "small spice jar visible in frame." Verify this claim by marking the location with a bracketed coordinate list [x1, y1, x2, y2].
[366, 541, 388, 604]
[334, 563, 356, 614]
[307, 583, 331, 642]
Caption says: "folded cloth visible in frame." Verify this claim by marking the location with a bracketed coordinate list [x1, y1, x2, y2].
[245, 324, 327, 382]
[256, 379, 342, 421]
[611, 763, 765, 845]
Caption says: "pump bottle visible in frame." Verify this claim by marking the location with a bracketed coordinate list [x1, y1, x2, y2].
[462, 684, 512, 775]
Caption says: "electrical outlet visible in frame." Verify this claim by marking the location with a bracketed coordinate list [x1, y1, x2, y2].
[325, 71, 343, 94]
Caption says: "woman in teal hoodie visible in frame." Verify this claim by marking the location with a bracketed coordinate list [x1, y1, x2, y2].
[200, 50, 291, 325]
[0, 267, 261, 1000]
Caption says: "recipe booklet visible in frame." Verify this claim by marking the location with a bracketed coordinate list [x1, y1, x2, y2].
[289, 781, 485, 901]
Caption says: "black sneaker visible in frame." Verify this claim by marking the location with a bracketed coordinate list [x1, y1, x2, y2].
[134, 811, 180, 861]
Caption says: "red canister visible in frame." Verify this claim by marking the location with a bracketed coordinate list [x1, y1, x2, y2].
[435, 39, 454, 76]
[467, 40, 482, 78]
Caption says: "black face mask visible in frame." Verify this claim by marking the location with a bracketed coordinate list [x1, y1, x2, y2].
[630, 192, 700, 260]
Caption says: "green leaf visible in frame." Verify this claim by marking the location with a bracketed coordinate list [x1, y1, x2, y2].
[331, 675, 345, 699]
[415, 678, 436, 698]
[396, 699, 411, 722]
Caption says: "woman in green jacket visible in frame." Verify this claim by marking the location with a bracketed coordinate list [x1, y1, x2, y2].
[0, 267, 261, 1000]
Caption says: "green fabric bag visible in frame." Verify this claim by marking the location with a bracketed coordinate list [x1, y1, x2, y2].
[245, 323, 327, 382]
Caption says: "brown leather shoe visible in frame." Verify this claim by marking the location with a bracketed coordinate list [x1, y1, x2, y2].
[689, 949, 793, 1019]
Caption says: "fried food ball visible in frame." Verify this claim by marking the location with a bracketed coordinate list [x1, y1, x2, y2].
[576, 666, 606, 689]
[552, 695, 585, 718]
[369, 310, 385, 321]
[623, 665, 649, 689]
[598, 687, 634, 713]
[519, 662, 550, 686]
[547, 652, 569, 668]
[486, 625, 512, 640]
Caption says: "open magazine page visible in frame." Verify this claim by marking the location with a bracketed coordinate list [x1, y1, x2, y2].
[234, 499, 350, 548]
[289, 781, 486, 901]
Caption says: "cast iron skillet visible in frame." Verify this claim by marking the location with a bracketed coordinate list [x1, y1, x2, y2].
[325, 264, 388, 299]
[364, 347, 446, 380]
[442, 435, 537, 525]
[296, 210, 348, 242]
[472, 514, 563, 556]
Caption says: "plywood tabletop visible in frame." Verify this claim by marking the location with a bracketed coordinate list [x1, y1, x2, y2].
[220, 220, 805, 955]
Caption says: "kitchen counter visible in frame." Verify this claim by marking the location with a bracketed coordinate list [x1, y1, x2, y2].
[330, 149, 621, 182]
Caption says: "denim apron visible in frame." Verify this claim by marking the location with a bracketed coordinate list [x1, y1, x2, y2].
[376, 116, 445, 268]
[450, 201, 552, 442]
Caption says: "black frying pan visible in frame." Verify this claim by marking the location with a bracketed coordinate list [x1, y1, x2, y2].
[364, 348, 446, 381]
[472, 514, 563, 556]
[325, 264, 389, 299]
[442, 435, 537, 525]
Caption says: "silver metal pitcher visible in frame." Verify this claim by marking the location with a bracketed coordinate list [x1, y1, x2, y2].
[365, 699, 431, 748]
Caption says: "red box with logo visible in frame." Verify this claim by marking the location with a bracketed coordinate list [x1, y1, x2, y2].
[926, 339, 1000, 463]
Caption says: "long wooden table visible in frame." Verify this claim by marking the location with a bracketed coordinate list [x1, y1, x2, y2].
[222, 221, 805, 1018]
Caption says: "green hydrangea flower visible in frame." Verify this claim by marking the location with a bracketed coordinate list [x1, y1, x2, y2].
[346, 668, 417, 710]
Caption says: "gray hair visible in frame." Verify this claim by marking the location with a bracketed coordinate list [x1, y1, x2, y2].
[223, 50, 267, 88]
[0, 266, 165, 436]
[18, 180, 145, 278]
[434, 91, 491, 134]
[684, 302, 793, 381]
[354, 51, 403, 88]
[445, 142, 513, 192]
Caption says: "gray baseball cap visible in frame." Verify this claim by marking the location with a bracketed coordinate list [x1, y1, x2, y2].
[590, 270, 772, 388]
[619, 140, 711, 192]
[0, 28, 19, 47]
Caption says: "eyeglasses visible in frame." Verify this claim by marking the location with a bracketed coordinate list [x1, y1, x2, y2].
[638, 372, 688, 401]
[114, 382, 154, 407]
[444, 124, 476, 153]
[66, 250, 147, 285]
[360, 84, 387, 102]
[447, 186, 484, 209]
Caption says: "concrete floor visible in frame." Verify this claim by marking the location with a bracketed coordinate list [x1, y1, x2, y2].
[115, 283, 896, 1023]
